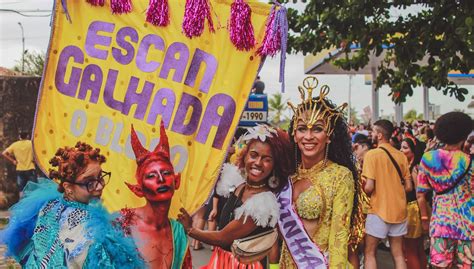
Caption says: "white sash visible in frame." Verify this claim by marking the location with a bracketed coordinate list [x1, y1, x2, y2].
[277, 181, 327, 269]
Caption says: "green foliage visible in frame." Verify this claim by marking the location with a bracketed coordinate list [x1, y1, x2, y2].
[344, 106, 360, 125]
[13, 50, 45, 76]
[403, 109, 423, 122]
[268, 93, 290, 128]
[284, 0, 474, 103]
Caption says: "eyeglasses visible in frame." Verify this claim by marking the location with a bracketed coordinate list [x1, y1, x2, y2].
[66, 170, 111, 192]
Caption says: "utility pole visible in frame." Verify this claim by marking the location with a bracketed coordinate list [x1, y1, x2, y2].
[18, 22, 25, 73]
[348, 74, 353, 123]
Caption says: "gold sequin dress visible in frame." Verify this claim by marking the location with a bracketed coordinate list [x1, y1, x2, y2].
[280, 161, 354, 269]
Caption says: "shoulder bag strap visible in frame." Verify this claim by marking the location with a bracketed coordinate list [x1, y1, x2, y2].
[436, 155, 472, 195]
[379, 147, 405, 185]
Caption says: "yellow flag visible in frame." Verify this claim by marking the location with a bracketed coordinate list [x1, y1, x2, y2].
[33, 0, 272, 216]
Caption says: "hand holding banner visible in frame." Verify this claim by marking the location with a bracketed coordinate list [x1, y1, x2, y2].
[33, 0, 279, 216]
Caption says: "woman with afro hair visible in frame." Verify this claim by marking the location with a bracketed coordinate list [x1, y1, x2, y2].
[0, 142, 143, 268]
[416, 112, 473, 269]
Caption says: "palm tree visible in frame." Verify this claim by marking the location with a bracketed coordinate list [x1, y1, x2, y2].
[13, 50, 45, 76]
[268, 93, 287, 127]
[403, 109, 423, 123]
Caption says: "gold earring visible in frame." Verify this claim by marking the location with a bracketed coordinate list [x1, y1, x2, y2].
[324, 143, 330, 166]
[294, 144, 299, 167]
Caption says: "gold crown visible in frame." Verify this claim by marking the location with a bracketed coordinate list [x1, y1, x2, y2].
[288, 76, 348, 137]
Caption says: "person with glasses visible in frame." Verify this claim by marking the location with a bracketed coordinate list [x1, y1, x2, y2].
[0, 142, 143, 268]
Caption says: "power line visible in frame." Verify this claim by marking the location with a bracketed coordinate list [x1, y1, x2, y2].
[0, 36, 49, 41]
[0, 8, 51, 17]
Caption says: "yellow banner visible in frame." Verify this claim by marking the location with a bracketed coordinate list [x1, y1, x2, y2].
[33, 0, 271, 216]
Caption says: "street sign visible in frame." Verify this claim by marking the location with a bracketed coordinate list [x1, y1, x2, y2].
[239, 94, 268, 127]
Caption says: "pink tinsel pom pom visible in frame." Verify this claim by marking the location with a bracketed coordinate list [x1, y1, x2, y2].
[146, 0, 169, 26]
[111, 0, 132, 14]
[229, 0, 255, 51]
[86, 0, 105, 6]
[182, 0, 215, 38]
[257, 7, 281, 57]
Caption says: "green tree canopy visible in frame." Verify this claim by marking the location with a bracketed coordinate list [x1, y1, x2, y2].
[344, 106, 360, 125]
[284, 0, 473, 103]
[13, 50, 45, 76]
[403, 109, 423, 122]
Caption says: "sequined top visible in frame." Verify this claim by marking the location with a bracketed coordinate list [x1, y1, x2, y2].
[296, 177, 326, 220]
[280, 161, 354, 269]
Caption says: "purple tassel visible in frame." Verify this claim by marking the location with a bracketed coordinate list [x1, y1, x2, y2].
[182, 0, 215, 38]
[278, 6, 288, 92]
[146, 0, 169, 26]
[229, 0, 255, 51]
[111, 0, 132, 14]
[86, 0, 105, 6]
[61, 0, 71, 22]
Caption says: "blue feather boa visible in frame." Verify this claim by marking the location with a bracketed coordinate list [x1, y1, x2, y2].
[0, 179, 144, 268]
[0, 179, 60, 259]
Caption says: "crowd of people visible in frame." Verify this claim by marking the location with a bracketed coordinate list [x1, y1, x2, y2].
[1, 77, 472, 269]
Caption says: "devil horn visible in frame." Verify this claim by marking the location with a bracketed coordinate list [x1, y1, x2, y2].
[130, 125, 149, 162]
[153, 121, 170, 156]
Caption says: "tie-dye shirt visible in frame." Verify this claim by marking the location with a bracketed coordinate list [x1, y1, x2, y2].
[417, 149, 473, 240]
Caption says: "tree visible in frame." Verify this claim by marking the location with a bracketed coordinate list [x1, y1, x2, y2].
[13, 50, 45, 76]
[268, 93, 289, 128]
[403, 109, 423, 122]
[284, 0, 473, 103]
[344, 106, 360, 125]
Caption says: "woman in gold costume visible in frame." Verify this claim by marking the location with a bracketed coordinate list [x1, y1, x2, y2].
[276, 77, 360, 269]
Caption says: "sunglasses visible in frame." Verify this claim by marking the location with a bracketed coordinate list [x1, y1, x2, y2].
[66, 170, 111, 192]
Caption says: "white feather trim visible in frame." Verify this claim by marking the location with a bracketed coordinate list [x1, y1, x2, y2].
[234, 191, 279, 228]
[216, 163, 245, 198]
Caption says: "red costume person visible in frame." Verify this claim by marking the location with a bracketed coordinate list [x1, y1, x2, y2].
[119, 122, 192, 269]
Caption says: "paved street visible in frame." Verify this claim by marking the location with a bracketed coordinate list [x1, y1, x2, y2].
[190, 243, 395, 269]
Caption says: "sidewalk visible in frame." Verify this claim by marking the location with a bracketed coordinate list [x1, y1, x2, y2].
[189, 243, 395, 269]
[190, 244, 212, 268]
